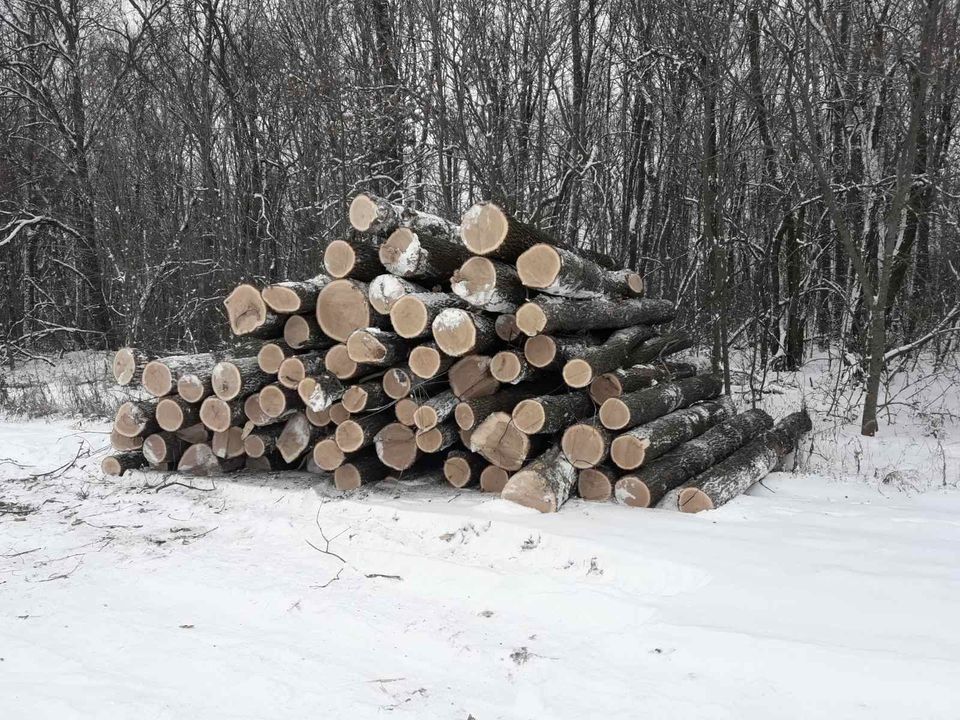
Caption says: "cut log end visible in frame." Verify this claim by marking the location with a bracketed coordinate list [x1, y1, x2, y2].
[415, 427, 445, 453]
[375, 423, 418, 471]
[334, 464, 363, 491]
[578, 468, 615, 502]
[678, 488, 715, 513]
[112, 348, 139, 385]
[501, 470, 556, 513]
[443, 456, 474, 488]
[562, 359, 593, 388]
[335, 420, 365, 452]
[432, 309, 477, 357]
[390, 295, 429, 338]
[283, 314, 314, 349]
[224, 284, 266, 335]
[101, 456, 125, 476]
[324, 239, 358, 278]
[480, 465, 510, 493]
[588, 374, 622, 405]
[383, 367, 412, 399]
[454, 403, 475, 430]
[490, 351, 519, 382]
[349, 193, 379, 232]
[615, 476, 651, 508]
[114, 401, 154, 438]
[413, 405, 439, 431]
[177, 374, 207, 403]
[515, 303, 547, 336]
[460, 202, 508, 255]
[244, 393, 271, 426]
[316, 279, 371, 342]
[409, 345, 443, 379]
[451, 256, 498, 307]
[598, 398, 630, 431]
[511, 399, 545, 434]
[341, 385, 369, 413]
[142, 361, 173, 397]
[244, 434, 267, 458]
[261, 285, 301, 313]
[324, 344, 358, 379]
[156, 398, 185, 432]
[561, 424, 607, 469]
[347, 329, 388, 363]
[524, 335, 556, 368]
[211, 361, 242, 401]
[395, 397, 418, 426]
[313, 438, 345, 471]
[211, 427, 245, 459]
[329, 402, 350, 425]
[199, 397, 234, 433]
[277, 357, 307, 389]
[258, 343, 286, 374]
[516, 243, 561, 289]
[143, 434, 169, 464]
[258, 384, 290, 418]
[610, 434, 650, 471]
[627, 273, 644, 295]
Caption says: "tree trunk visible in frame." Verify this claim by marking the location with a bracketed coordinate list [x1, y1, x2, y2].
[623, 331, 694, 366]
[454, 382, 551, 430]
[335, 452, 390, 491]
[501, 445, 579, 513]
[336, 412, 396, 452]
[516, 296, 675, 336]
[141, 353, 218, 397]
[212, 357, 272, 401]
[342, 381, 391, 413]
[415, 420, 459, 453]
[112, 348, 152, 386]
[599, 375, 723, 431]
[588, 359, 703, 404]
[413, 389, 459, 430]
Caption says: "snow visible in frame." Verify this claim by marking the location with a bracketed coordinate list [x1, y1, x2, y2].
[433, 308, 468, 333]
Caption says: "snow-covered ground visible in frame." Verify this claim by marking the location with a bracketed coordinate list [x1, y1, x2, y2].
[2, 413, 960, 719]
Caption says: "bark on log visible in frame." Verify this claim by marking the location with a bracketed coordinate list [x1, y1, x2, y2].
[143, 431, 187, 465]
[141, 353, 217, 397]
[577, 465, 620, 502]
[324, 236, 384, 281]
[460, 202, 578, 263]
[368, 274, 428, 315]
[469, 411, 543, 471]
[113, 347, 151, 386]
[261, 274, 333, 314]
[110, 429, 143, 451]
[335, 452, 390, 491]
[243, 424, 284, 458]
[454, 382, 553, 431]
[490, 350, 534, 384]
[177, 373, 213, 403]
[315, 279, 388, 342]
[199, 397, 246, 433]
[666, 410, 812, 513]
[277, 412, 323, 463]
[495, 314, 523, 343]
[450, 256, 526, 313]
[278, 352, 326, 389]
[102, 451, 147, 476]
[335, 412, 395, 452]
[409, 342, 456, 379]
[178, 443, 244, 475]
[443, 450, 486, 488]
[258, 383, 301, 418]
[312, 437, 345, 471]
[560, 418, 612, 469]
[448, 355, 500, 399]
[342, 381, 391, 413]
[391, 292, 467, 339]
[114, 399, 159, 438]
[349, 192, 404, 235]
[211, 357, 272, 401]
[297, 373, 345, 412]
[624, 331, 694, 366]
[512, 390, 594, 435]
[211, 427, 246, 459]
[516, 243, 643, 299]
[156, 396, 200, 432]
[501, 445, 579, 513]
[610, 397, 735, 471]
[374, 422, 420, 471]
[176, 423, 209, 445]
[516, 296, 675, 337]
[599, 375, 724, 431]
[379, 226, 472, 281]
[413, 390, 459, 431]
[589, 360, 700, 404]
[562, 326, 657, 388]
[243, 392, 273, 427]
[283, 314, 332, 351]
[224, 284, 284, 339]
[615, 409, 774, 508]
[523, 334, 597, 369]
[415, 421, 459, 453]
[480, 465, 510, 493]
[432, 309, 498, 357]
[346, 328, 410, 367]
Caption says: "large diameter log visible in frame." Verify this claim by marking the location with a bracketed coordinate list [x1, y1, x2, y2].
[501, 445, 578, 513]
[297, 373, 345, 412]
[374, 422, 420, 471]
[156, 396, 200, 432]
[342, 381, 390, 413]
[212, 357, 272, 401]
[448, 355, 500, 399]
[224, 284, 284, 339]
[283, 314, 332, 351]
[211, 427, 246, 459]
[516, 296, 675, 337]
[599, 375, 723, 431]
[562, 326, 657, 389]
[589, 361, 701, 405]
[490, 350, 534, 384]
[379, 226, 472, 281]
[110, 429, 144, 452]
[178, 443, 244, 475]
[667, 410, 812, 513]
[113, 348, 151, 385]
[391, 293, 466, 339]
[610, 397, 736, 471]
[312, 438, 345, 471]
[277, 412, 323, 463]
[278, 352, 326, 389]
[143, 432, 187, 465]
[560, 419, 612, 469]
[409, 343, 455, 380]
[480, 465, 510, 493]
[261, 273, 332, 314]
[577, 465, 619, 502]
[324, 236, 384, 281]
[432, 309, 498, 357]
[455, 382, 554, 431]
[624, 331, 694, 366]
[450, 256, 525, 313]
[315, 279, 387, 343]
[615, 409, 775, 508]
[368, 274, 428, 315]
[258, 383, 301, 418]
[199, 397, 246, 432]
[114, 399, 159, 438]
[346, 328, 410, 366]
[335, 453, 390, 491]
[102, 451, 147, 476]
[443, 450, 487, 488]
[469, 411, 543, 471]
[335, 412, 395, 452]
[512, 391, 594, 435]
[415, 421, 459, 454]
[412, 390, 459, 431]
[517, 243, 643, 299]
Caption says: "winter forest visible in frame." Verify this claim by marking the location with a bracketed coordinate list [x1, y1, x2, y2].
[2, 0, 957, 437]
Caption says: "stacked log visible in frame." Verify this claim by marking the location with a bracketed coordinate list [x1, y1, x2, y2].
[106, 191, 809, 509]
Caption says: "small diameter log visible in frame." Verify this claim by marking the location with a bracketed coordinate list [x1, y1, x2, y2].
[224, 284, 284, 339]
[245, 455, 273, 472]
[432, 309, 498, 357]
[668, 410, 812, 513]
[297, 373, 344, 412]
[448, 355, 500, 400]
[599, 375, 723, 431]
[523, 334, 596, 369]
[277, 412, 323, 463]
[415, 421, 459, 454]
[114, 399, 159, 438]
[517, 243, 644, 299]
[346, 328, 410, 366]
[156, 396, 200, 432]
[577, 465, 619, 502]
[450, 256, 525, 313]
[443, 450, 487, 488]
[469, 411, 543, 471]
[278, 352, 326, 389]
[178, 443, 244, 475]
[342, 381, 390, 413]
[113, 348, 151, 385]
[335, 453, 390, 491]
[379, 225, 471, 281]
[589, 361, 698, 405]
[616, 408, 774, 508]
[516, 296, 675, 337]
[412, 390, 459, 431]
[283, 314, 332, 351]
[212, 357, 272, 401]
[624, 331, 694, 367]
[243, 393, 273, 427]
[561, 419, 612, 469]
[349, 192, 404, 235]
[409, 343, 455, 380]
[382, 366, 416, 399]
[177, 373, 212, 403]
[480, 465, 511, 493]
[329, 402, 351, 425]
[512, 391, 594, 435]
[374, 422, 420, 471]
[562, 326, 657, 389]
[176, 423, 210, 445]
[312, 438, 345, 471]
[335, 412, 395, 452]
[306, 406, 331, 427]
[211, 427, 246, 459]
[394, 397, 419, 425]
[460, 201, 557, 262]
[143, 432, 187, 465]
[199, 397, 246, 432]
[243, 425, 284, 458]
[257, 342, 294, 374]
[261, 273, 332, 314]
[258, 383, 301, 418]
[455, 382, 553, 431]
[391, 292, 466, 339]
[495, 314, 523, 343]
[111, 429, 143, 452]
[610, 397, 735, 471]
[316, 279, 387, 343]
[324, 236, 384, 281]
[501, 445, 578, 513]
[324, 343, 375, 381]
[102, 451, 148, 476]
[368, 274, 428, 315]
[490, 350, 534, 384]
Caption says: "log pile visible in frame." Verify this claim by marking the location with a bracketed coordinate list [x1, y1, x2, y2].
[103, 193, 810, 513]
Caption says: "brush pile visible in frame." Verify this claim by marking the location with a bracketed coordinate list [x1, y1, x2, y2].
[103, 194, 810, 513]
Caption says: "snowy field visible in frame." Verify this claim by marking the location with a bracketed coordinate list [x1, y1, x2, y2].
[2, 353, 960, 718]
